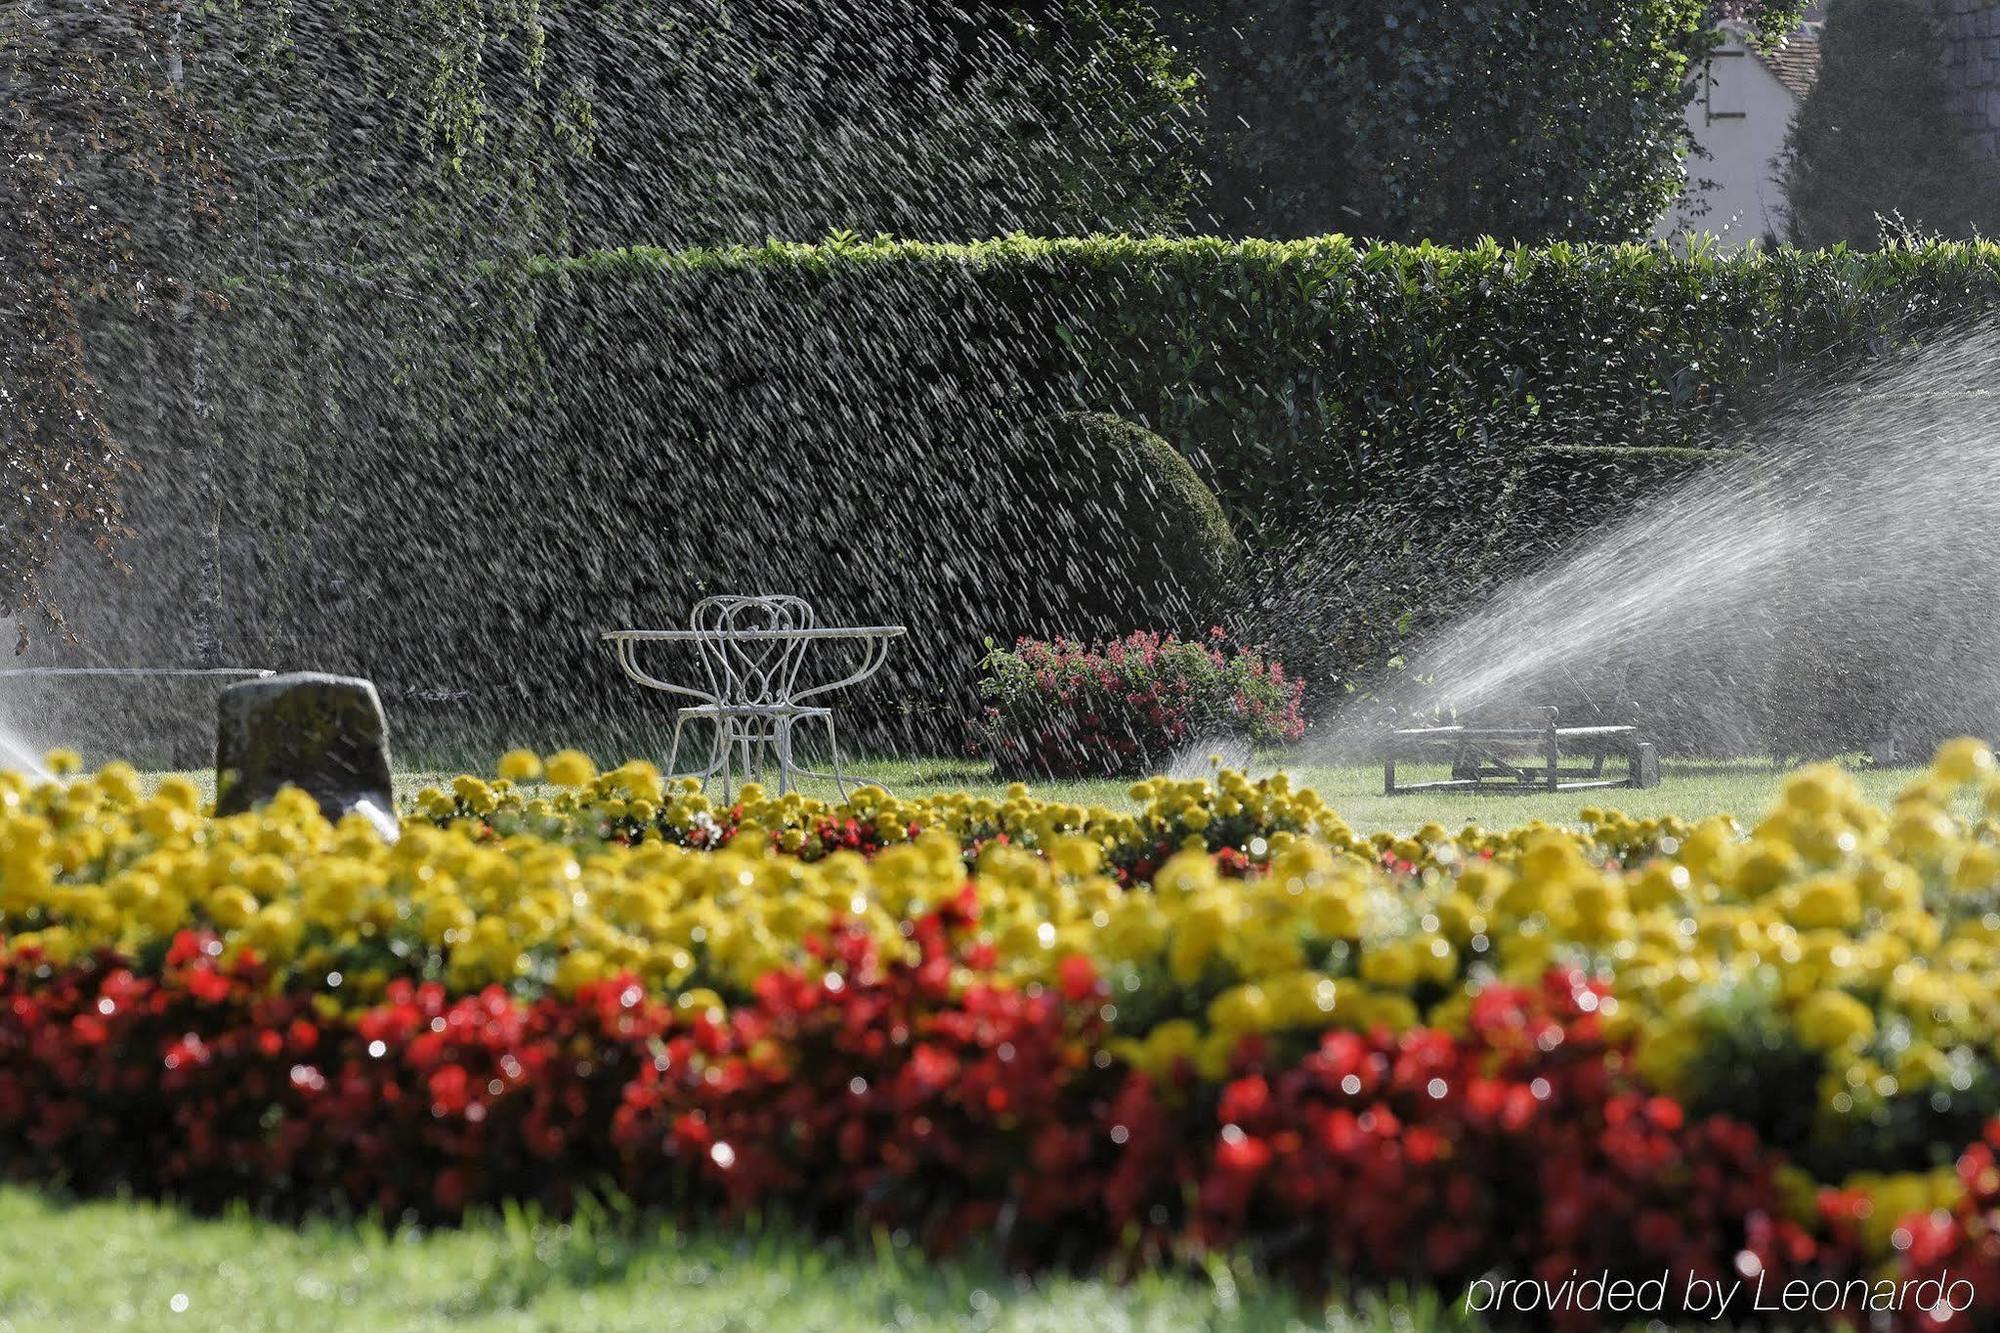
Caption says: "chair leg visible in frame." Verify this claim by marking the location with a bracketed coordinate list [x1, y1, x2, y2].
[774, 715, 795, 797]
[779, 715, 872, 798]
[668, 714, 728, 783]
[714, 718, 735, 804]
[667, 713, 689, 780]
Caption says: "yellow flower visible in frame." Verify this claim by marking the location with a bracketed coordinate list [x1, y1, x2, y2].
[1225, 923, 1304, 979]
[1264, 970, 1341, 1027]
[1794, 989, 1876, 1053]
[207, 886, 259, 930]
[497, 749, 543, 782]
[452, 776, 499, 816]
[1730, 841, 1802, 897]
[42, 749, 83, 777]
[1933, 738, 1996, 785]
[1207, 984, 1273, 1036]
[544, 750, 598, 788]
[675, 987, 726, 1022]
[1357, 939, 1420, 991]
[1127, 1018, 1201, 1079]
[553, 948, 609, 995]
[1784, 875, 1861, 931]
[1100, 896, 1168, 964]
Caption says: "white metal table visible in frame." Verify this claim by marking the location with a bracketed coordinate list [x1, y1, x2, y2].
[602, 623, 905, 799]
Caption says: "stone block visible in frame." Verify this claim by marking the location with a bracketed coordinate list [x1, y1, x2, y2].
[215, 672, 397, 842]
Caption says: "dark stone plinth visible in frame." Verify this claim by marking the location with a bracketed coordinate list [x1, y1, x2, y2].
[215, 673, 397, 842]
[1632, 741, 1661, 790]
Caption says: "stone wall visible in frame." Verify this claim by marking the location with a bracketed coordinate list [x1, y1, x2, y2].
[1943, 0, 2000, 158]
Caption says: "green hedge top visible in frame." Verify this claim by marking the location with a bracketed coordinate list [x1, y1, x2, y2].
[534, 231, 2000, 285]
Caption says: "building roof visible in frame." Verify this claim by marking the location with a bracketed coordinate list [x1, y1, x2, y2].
[1755, 28, 1822, 100]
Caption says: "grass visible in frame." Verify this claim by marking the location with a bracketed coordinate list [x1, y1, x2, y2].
[797, 755, 1924, 835]
[139, 753, 1924, 835]
[142, 753, 1922, 837]
[0, 1188, 1484, 1333]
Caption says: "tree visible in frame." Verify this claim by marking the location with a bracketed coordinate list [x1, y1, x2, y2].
[1779, 0, 2000, 247]
[3, 1, 560, 655]
[540, 0, 1200, 249]
[1, 0, 227, 644]
[8, 1, 1199, 658]
[1160, 0, 1811, 243]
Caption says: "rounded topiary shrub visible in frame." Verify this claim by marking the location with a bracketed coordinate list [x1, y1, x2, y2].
[1003, 411, 1247, 641]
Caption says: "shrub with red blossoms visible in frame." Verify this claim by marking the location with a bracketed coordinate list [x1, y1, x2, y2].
[972, 629, 1307, 778]
[1867, 1127, 2000, 1332]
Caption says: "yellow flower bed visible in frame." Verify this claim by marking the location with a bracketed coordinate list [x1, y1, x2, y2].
[4, 742, 1999, 1167]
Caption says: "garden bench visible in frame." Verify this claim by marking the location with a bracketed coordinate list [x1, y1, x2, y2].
[1382, 705, 1659, 795]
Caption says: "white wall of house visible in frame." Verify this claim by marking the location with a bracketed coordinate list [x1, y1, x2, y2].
[1655, 33, 1800, 248]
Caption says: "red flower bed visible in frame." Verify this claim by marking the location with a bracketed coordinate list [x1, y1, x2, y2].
[0, 914, 1985, 1327]
[0, 934, 660, 1218]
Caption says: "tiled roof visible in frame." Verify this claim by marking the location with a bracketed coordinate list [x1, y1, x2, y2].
[1755, 28, 1822, 100]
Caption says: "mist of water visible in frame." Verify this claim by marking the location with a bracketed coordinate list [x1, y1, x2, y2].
[1321, 328, 2000, 760]
[1166, 733, 1256, 780]
[0, 730, 46, 780]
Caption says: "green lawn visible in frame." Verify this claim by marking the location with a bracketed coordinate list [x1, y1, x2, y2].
[150, 754, 1922, 836]
[803, 756, 1919, 835]
[403, 755, 1913, 835]
[0, 1188, 1480, 1332]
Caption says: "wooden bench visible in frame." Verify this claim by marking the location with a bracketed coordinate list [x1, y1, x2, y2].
[1383, 706, 1660, 795]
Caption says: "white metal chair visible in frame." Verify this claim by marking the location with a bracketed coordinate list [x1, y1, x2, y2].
[675, 595, 843, 799]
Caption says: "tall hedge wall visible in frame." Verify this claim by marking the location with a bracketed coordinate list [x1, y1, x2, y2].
[538, 235, 2000, 526]
[509, 238, 2000, 721]
[42, 237, 2000, 757]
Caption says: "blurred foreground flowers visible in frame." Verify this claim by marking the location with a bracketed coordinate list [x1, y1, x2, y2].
[6, 743, 2000, 1327]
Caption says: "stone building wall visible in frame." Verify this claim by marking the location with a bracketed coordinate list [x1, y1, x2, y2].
[1943, 0, 2000, 158]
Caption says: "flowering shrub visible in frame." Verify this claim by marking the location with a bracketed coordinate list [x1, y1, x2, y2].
[971, 630, 1306, 777]
[5, 740, 2000, 1323]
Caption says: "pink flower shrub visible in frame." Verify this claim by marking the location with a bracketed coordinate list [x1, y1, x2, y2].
[972, 629, 1306, 777]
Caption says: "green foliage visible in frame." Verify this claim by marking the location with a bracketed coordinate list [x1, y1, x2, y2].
[0, 3, 226, 635]
[1159, 0, 1810, 242]
[18, 2, 1194, 650]
[1780, 0, 2000, 247]
[82, 235, 2000, 749]
[516, 235, 2000, 713]
[1011, 412, 1246, 636]
[545, 233, 2000, 525]
[535, 0, 1200, 247]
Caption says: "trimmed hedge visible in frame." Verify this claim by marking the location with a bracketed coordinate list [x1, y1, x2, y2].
[503, 238, 2000, 732]
[1014, 412, 1247, 635]
[52, 237, 2000, 755]
[532, 235, 2000, 532]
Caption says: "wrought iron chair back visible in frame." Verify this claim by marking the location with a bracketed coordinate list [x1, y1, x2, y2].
[602, 594, 905, 799]
[687, 594, 818, 709]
